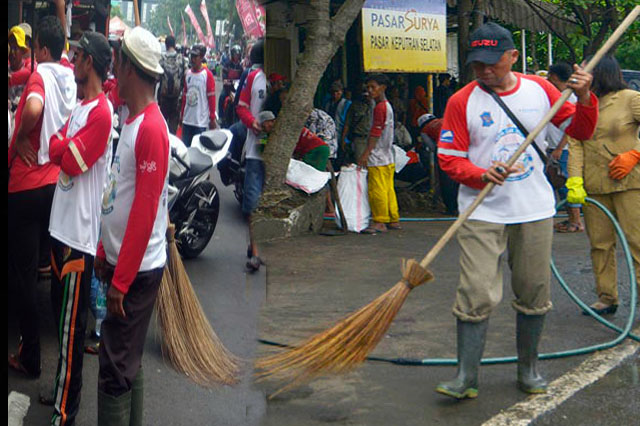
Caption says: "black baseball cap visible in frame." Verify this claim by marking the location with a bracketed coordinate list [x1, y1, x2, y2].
[190, 44, 206, 57]
[70, 31, 112, 70]
[466, 22, 515, 65]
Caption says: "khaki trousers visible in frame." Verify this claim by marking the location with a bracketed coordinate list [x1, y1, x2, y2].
[454, 218, 554, 322]
[583, 190, 640, 305]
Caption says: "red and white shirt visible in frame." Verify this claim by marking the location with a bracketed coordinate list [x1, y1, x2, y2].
[97, 103, 170, 295]
[8, 60, 76, 193]
[181, 67, 216, 128]
[48, 93, 113, 256]
[437, 73, 598, 224]
[236, 67, 267, 160]
[368, 99, 395, 167]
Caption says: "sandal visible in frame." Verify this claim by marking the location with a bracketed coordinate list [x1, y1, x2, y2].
[387, 223, 403, 230]
[8, 354, 40, 378]
[555, 221, 584, 233]
[85, 342, 100, 355]
[361, 227, 384, 234]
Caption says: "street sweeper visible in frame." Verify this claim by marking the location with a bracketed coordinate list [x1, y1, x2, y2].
[435, 22, 599, 399]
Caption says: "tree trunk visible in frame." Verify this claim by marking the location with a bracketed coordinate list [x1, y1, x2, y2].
[458, 0, 473, 85]
[259, 0, 365, 210]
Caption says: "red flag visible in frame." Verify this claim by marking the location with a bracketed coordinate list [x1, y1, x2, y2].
[200, 0, 216, 50]
[167, 15, 174, 37]
[185, 4, 208, 47]
[181, 12, 187, 46]
[235, 0, 264, 39]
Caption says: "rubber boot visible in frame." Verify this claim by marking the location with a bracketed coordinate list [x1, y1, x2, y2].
[98, 389, 131, 426]
[435, 319, 489, 399]
[129, 369, 144, 426]
[516, 313, 547, 394]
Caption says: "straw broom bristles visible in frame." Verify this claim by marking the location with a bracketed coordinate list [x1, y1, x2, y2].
[156, 224, 240, 387]
[254, 259, 433, 397]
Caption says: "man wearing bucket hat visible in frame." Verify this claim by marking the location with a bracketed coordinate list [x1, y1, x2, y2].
[44, 31, 114, 426]
[93, 26, 169, 426]
[435, 22, 599, 399]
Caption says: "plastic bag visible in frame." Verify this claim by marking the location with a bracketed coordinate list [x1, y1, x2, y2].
[335, 164, 371, 233]
[393, 145, 411, 173]
[89, 271, 107, 338]
[285, 159, 331, 194]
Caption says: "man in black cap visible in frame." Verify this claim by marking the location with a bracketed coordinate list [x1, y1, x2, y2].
[45, 31, 114, 426]
[435, 22, 599, 400]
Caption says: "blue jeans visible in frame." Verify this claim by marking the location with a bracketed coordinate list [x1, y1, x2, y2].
[182, 124, 207, 147]
[242, 159, 265, 216]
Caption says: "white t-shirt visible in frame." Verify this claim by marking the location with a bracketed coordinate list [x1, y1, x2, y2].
[49, 94, 113, 255]
[240, 68, 267, 161]
[368, 99, 395, 167]
[182, 68, 215, 128]
[437, 74, 597, 224]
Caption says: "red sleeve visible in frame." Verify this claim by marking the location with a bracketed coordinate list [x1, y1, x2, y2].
[437, 84, 487, 190]
[207, 69, 216, 122]
[236, 71, 257, 127]
[111, 120, 169, 294]
[424, 119, 443, 141]
[524, 75, 599, 141]
[369, 102, 386, 138]
[8, 73, 45, 166]
[48, 118, 70, 164]
[49, 100, 112, 176]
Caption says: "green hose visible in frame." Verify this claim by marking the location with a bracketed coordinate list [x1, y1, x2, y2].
[264, 197, 638, 365]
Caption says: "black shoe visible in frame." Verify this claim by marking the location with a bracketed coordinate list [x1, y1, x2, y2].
[582, 303, 618, 316]
[246, 256, 262, 273]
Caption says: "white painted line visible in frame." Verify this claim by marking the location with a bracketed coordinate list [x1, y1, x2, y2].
[8, 391, 30, 426]
[483, 331, 640, 426]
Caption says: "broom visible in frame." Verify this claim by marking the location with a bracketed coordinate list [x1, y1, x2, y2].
[156, 224, 240, 386]
[254, 6, 640, 396]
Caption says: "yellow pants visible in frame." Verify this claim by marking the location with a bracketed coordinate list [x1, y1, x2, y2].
[584, 190, 640, 305]
[367, 164, 399, 224]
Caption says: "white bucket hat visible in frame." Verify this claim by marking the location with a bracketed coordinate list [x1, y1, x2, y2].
[121, 27, 164, 77]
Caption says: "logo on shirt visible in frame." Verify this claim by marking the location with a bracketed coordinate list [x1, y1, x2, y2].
[58, 172, 74, 192]
[440, 129, 454, 144]
[102, 173, 117, 215]
[258, 89, 265, 99]
[492, 126, 534, 182]
[480, 112, 494, 127]
[139, 160, 157, 173]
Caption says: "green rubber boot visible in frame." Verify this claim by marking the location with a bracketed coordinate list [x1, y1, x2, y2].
[435, 319, 488, 400]
[130, 369, 144, 426]
[516, 313, 548, 394]
[98, 389, 131, 426]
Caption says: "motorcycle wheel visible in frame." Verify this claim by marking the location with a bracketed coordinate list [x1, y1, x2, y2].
[178, 180, 220, 259]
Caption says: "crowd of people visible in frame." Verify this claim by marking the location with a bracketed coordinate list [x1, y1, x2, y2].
[7, 5, 639, 422]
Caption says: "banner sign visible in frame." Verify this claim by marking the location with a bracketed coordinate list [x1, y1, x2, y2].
[236, 0, 265, 39]
[185, 4, 208, 48]
[362, 0, 447, 73]
[200, 0, 216, 49]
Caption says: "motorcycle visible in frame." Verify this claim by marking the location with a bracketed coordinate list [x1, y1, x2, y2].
[217, 121, 247, 205]
[168, 129, 232, 258]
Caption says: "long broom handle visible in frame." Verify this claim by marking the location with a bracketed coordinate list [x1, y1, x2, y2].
[419, 5, 640, 270]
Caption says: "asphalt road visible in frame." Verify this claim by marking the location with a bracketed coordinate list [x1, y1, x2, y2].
[257, 219, 639, 425]
[7, 171, 268, 426]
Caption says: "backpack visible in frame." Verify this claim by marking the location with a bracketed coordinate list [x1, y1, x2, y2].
[160, 52, 184, 98]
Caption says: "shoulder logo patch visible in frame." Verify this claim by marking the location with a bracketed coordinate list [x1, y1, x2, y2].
[439, 129, 454, 144]
[480, 111, 494, 127]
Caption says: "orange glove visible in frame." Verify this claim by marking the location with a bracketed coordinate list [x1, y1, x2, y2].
[608, 150, 640, 180]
